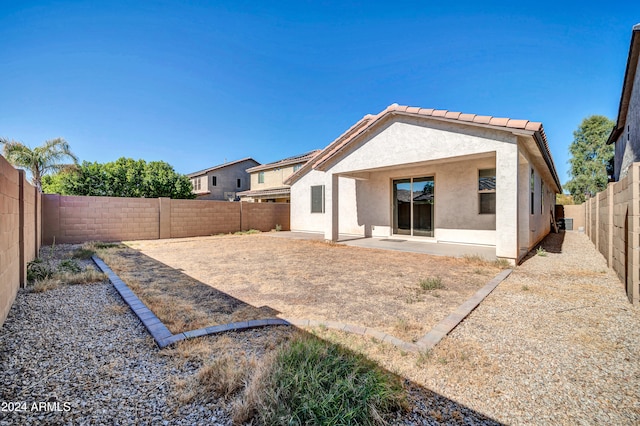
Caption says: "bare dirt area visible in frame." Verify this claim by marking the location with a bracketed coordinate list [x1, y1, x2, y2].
[112, 233, 503, 342]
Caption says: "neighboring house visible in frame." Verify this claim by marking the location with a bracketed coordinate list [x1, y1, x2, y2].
[187, 158, 259, 200]
[285, 104, 562, 263]
[237, 150, 320, 203]
[608, 23, 640, 181]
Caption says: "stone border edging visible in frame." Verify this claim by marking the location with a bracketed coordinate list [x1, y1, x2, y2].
[415, 268, 513, 350]
[92, 254, 512, 352]
[284, 268, 512, 353]
[92, 255, 290, 348]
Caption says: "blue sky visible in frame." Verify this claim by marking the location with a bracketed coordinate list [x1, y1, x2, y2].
[1, 1, 639, 187]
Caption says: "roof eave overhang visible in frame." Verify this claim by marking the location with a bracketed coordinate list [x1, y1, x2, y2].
[608, 25, 640, 145]
[314, 111, 541, 172]
[286, 109, 561, 192]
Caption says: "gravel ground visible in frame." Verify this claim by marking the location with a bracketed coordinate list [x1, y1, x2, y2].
[0, 283, 230, 425]
[2, 232, 638, 425]
[406, 231, 640, 425]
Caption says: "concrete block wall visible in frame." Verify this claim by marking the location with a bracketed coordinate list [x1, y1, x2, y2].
[42, 196, 290, 244]
[584, 162, 640, 305]
[170, 200, 240, 238]
[0, 156, 40, 327]
[42, 195, 160, 244]
[241, 202, 290, 232]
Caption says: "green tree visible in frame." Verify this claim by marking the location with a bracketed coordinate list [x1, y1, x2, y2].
[0, 138, 78, 191]
[42, 157, 195, 199]
[565, 115, 615, 204]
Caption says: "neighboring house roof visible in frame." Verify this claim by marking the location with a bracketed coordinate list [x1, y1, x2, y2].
[245, 150, 321, 173]
[607, 23, 640, 145]
[237, 187, 291, 198]
[187, 157, 259, 178]
[285, 104, 561, 191]
[395, 189, 434, 203]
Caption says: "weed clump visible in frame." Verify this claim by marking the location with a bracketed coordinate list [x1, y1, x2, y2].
[536, 246, 547, 257]
[235, 334, 406, 425]
[419, 276, 444, 291]
[26, 244, 107, 292]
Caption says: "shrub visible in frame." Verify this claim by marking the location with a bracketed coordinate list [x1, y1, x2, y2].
[58, 259, 82, 273]
[536, 247, 547, 257]
[27, 258, 55, 282]
[237, 335, 406, 425]
[419, 276, 444, 291]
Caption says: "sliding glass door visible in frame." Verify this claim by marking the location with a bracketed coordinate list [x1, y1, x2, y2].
[393, 176, 434, 237]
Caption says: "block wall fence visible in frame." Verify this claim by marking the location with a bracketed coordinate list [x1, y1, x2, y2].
[578, 162, 640, 305]
[41, 194, 290, 244]
[0, 156, 41, 327]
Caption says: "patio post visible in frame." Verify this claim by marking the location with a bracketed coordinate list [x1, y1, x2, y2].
[324, 173, 339, 242]
[496, 144, 519, 261]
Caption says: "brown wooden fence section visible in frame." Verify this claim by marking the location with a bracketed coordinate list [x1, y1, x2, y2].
[1, 156, 41, 326]
[42, 194, 290, 244]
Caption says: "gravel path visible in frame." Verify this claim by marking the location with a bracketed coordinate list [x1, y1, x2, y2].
[0, 283, 230, 425]
[413, 231, 640, 425]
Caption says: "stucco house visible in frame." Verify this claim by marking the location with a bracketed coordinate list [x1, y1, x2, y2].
[285, 104, 562, 263]
[187, 157, 259, 200]
[608, 23, 640, 181]
[237, 150, 320, 203]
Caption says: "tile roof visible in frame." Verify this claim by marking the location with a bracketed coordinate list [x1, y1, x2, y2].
[187, 157, 259, 178]
[608, 23, 640, 145]
[286, 104, 561, 191]
[246, 150, 321, 173]
[237, 187, 291, 198]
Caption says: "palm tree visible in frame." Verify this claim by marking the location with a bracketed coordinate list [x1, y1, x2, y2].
[0, 138, 78, 191]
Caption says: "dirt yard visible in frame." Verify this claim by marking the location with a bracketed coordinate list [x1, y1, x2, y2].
[102, 233, 503, 342]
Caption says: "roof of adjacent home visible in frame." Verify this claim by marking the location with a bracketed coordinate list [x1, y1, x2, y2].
[237, 187, 291, 198]
[245, 150, 321, 173]
[607, 23, 640, 145]
[187, 157, 259, 178]
[285, 103, 561, 191]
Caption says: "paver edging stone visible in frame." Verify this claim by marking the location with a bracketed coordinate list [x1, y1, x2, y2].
[92, 255, 292, 348]
[91, 255, 511, 352]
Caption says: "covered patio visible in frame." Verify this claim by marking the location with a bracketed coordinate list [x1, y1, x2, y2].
[269, 231, 497, 259]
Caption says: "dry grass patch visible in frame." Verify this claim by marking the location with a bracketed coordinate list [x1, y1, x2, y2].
[93, 243, 276, 334]
[26, 244, 107, 292]
[122, 234, 503, 342]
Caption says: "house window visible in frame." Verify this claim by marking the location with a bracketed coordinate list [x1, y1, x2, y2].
[258, 171, 264, 184]
[478, 168, 496, 214]
[311, 185, 325, 213]
[192, 178, 201, 191]
[237, 178, 242, 188]
[212, 176, 217, 187]
[540, 182, 544, 214]
[530, 168, 535, 215]
[293, 164, 302, 172]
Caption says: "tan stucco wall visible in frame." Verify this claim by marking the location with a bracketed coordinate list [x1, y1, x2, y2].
[291, 116, 559, 260]
[250, 164, 299, 190]
[563, 204, 586, 230]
